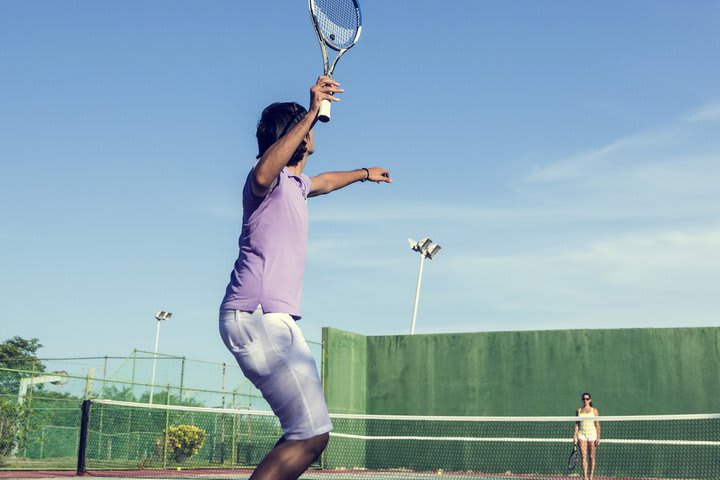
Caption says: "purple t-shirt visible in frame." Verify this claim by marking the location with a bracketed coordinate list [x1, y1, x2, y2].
[220, 167, 312, 318]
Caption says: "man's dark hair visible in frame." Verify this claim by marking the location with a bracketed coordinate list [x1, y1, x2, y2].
[256, 102, 308, 165]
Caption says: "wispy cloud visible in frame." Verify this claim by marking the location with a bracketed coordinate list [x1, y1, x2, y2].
[449, 228, 720, 284]
[314, 100, 720, 230]
[435, 227, 720, 327]
[310, 204, 553, 223]
[526, 129, 673, 182]
[684, 101, 720, 122]
[562, 228, 720, 283]
[527, 100, 720, 183]
[310, 195, 720, 227]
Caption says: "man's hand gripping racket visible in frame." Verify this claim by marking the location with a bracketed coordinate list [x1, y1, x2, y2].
[310, 76, 344, 121]
[308, 0, 362, 122]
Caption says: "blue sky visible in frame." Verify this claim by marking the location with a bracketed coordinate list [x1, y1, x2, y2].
[2, 1, 719, 370]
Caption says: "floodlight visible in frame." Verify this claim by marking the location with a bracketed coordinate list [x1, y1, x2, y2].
[407, 236, 443, 334]
[427, 243, 442, 259]
[150, 310, 173, 403]
[51, 371, 69, 386]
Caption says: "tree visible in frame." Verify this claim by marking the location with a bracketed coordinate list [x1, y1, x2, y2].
[0, 337, 45, 395]
[0, 337, 44, 371]
[0, 400, 19, 464]
[136, 390, 205, 407]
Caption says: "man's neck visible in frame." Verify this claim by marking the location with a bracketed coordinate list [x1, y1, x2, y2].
[287, 156, 308, 176]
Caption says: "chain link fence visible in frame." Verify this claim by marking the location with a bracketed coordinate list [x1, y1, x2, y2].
[0, 339, 322, 470]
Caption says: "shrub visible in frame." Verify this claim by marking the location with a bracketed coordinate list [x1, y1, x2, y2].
[156, 424, 206, 463]
[0, 400, 19, 465]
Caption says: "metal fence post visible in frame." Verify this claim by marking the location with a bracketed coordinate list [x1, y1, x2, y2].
[162, 385, 170, 469]
[179, 356, 186, 403]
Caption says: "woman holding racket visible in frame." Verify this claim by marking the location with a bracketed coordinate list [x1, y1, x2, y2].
[573, 392, 601, 480]
[219, 76, 391, 480]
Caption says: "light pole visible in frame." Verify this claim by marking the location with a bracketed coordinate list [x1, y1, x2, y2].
[149, 310, 172, 404]
[408, 237, 442, 335]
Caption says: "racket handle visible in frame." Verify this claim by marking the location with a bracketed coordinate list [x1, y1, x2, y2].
[318, 99, 331, 123]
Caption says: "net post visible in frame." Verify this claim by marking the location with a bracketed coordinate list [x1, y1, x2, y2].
[76, 399, 91, 476]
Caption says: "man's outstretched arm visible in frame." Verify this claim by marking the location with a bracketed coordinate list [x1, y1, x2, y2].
[309, 167, 392, 197]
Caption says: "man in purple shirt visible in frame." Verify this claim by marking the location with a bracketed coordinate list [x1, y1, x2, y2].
[219, 76, 391, 480]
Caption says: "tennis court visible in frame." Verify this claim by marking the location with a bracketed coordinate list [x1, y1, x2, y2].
[8, 468, 720, 480]
[1, 472, 676, 480]
[2, 399, 718, 479]
[65, 399, 718, 480]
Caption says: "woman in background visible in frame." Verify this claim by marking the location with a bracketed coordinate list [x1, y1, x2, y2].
[573, 392, 601, 480]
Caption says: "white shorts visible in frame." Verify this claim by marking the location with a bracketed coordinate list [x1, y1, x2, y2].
[219, 307, 332, 440]
[577, 432, 597, 442]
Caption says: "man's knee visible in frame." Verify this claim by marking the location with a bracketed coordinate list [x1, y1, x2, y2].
[306, 432, 329, 456]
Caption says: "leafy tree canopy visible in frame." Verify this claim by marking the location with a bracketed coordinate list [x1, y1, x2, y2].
[0, 337, 44, 373]
[0, 337, 45, 395]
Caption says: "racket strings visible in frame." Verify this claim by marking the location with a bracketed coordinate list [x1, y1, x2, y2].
[313, 0, 360, 49]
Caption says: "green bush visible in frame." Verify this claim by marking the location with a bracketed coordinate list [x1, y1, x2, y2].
[156, 424, 206, 463]
[0, 400, 19, 465]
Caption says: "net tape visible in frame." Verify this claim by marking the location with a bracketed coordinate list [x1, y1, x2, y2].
[92, 399, 720, 421]
[90, 399, 720, 447]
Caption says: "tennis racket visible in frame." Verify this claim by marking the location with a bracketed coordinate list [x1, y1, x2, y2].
[567, 443, 579, 470]
[308, 0, 362, 122]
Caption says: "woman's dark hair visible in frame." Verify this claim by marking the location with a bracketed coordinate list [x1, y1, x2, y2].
[256, 102, 308, 165]
[581, 392, 594, 407]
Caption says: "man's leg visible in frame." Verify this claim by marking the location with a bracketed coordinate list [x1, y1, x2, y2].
[249, 433, 330, 480]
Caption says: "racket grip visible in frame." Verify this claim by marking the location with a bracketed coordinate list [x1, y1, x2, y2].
[318, 99, 331, 123]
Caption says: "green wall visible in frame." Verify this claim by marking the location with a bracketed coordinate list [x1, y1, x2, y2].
[321, 328, 367, 470]
[322, 328, 367, 414]
[325, 326, 720, 416]
[322, 326, 720, 477]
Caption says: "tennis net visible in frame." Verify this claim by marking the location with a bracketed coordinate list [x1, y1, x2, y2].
[77, 399, 719, 479]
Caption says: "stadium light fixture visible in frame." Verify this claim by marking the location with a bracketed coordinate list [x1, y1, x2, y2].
[408, 237, 442, 335]
[149, 310, 172, 404]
